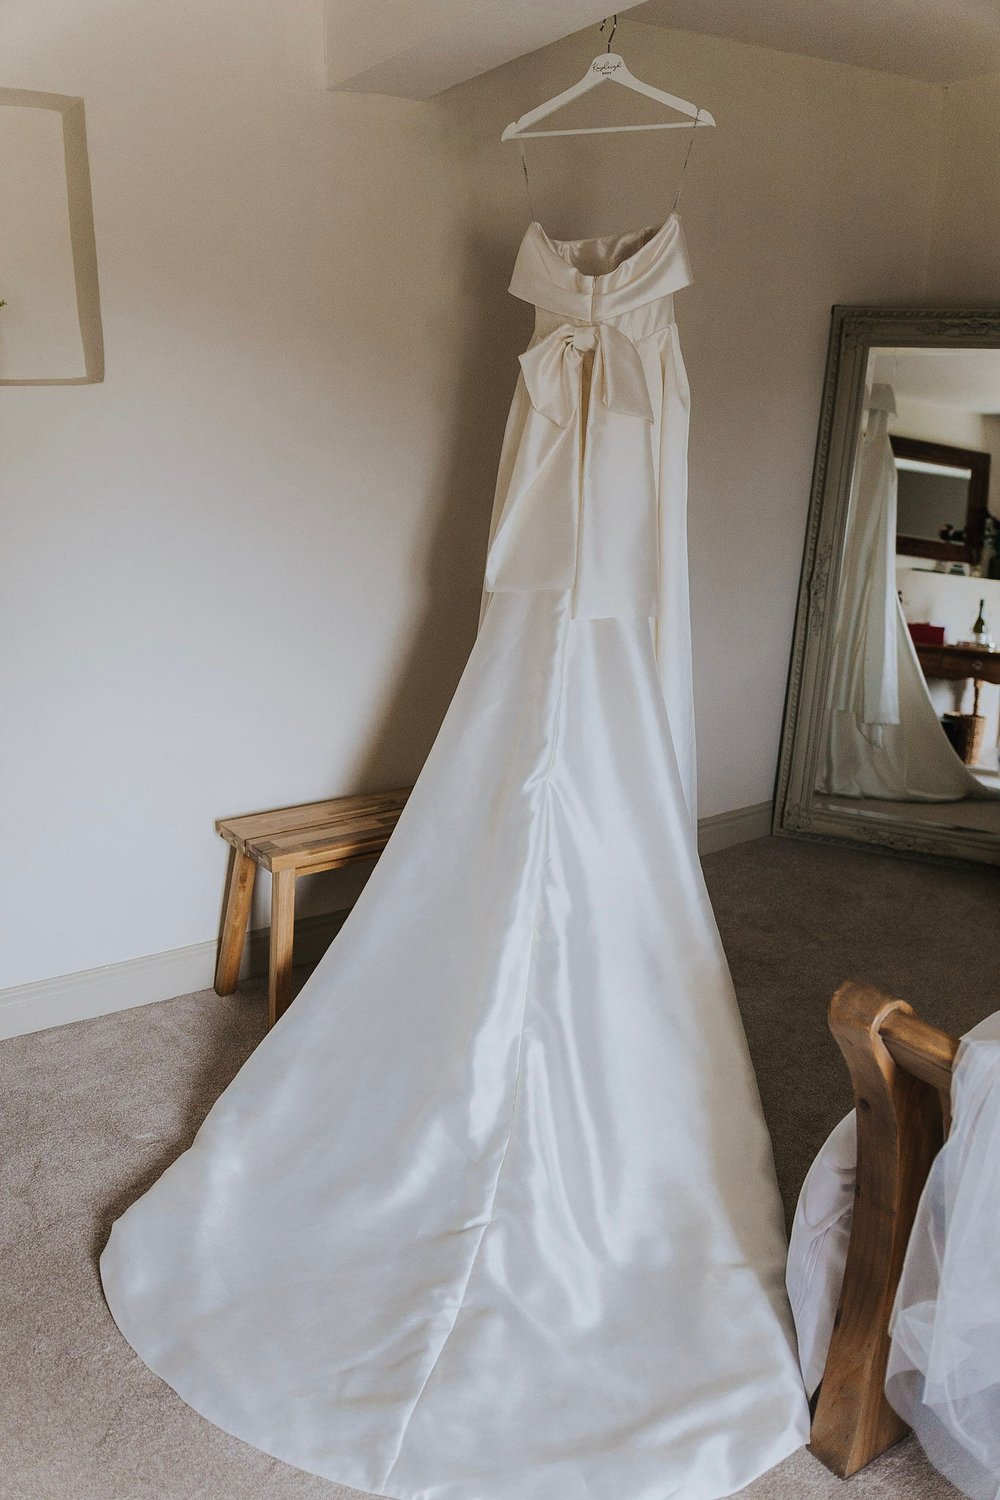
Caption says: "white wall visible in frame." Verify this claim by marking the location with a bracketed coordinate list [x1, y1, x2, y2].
[0, 0, 488, 989]
[890, 398, 990, 450]
[928, 70, 1000, 303]
[439, 21, 943, 817]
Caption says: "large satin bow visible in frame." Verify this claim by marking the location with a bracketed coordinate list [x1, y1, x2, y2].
[518, 321, 654, 428]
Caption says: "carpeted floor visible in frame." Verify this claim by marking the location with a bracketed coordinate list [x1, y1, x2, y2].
[5, 835, 996, 1500]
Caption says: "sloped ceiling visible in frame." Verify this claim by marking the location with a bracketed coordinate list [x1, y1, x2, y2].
[329, 0, 1000, 98]
[328, 0, 1000, 99]
[326, 1, 643, 98]
[631, 0, 1000, 85]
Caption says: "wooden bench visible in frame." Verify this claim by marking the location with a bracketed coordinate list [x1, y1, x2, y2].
[215, 789, 411, 1028]
[810, 981, 959, 1478]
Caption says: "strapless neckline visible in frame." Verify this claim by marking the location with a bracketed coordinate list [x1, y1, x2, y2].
[527, 214, 680, 286]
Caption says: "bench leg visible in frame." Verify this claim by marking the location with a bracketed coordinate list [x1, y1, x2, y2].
[268, 869, 296, 1028]
[215, 848, 257, 996]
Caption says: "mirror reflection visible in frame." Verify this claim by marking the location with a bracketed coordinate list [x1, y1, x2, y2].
[893, 432, 989, 562]
[814, 346, 1000, 836]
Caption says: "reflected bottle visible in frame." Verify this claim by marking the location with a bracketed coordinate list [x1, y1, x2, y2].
[972, 598, 988, 646]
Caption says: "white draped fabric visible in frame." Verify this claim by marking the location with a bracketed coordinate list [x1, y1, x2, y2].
[787, 1013, 1000, 1500]
[100, 216, 809, 1500]
[817, 384, 988, 802]
[785, 1109, 858, 1398]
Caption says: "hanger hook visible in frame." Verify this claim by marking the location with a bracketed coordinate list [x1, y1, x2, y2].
[599, 14, 618, 52]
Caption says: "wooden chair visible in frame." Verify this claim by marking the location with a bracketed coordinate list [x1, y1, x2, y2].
[215, 789, 410, 1028]
[810, 981, 959, 1478]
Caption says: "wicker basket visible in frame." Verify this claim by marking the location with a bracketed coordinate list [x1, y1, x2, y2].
[942, 712, 987, 766]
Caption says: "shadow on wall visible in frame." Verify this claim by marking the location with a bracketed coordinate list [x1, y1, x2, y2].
[0, 88, 104, 384]
[346, 225, 529, 793]
[234, 219, 528, 934]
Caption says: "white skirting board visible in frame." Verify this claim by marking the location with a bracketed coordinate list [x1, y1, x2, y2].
[0, 803, 771, 1041]
[0, 912, 349, 1044]
[696, 800, 772, 856]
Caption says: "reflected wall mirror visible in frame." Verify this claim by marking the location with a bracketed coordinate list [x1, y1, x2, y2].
[775, 307, 1000, 868]
[891, 433, 990, 565]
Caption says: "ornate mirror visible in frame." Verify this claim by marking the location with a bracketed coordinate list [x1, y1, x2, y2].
[775, 308, 1000, 868]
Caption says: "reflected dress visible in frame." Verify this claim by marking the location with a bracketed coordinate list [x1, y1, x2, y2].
[101, 215, 810, 1500]
[816, 383, 991, 802]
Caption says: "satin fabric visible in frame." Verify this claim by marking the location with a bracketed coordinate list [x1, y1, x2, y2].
[788, 1013, 1000, 1500]
[817, 385, 990, 802]
[485, 216, 697, 816]
[101, 219, 809, 1500]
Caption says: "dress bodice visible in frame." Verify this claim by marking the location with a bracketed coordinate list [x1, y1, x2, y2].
[508, 214, 691, 329]
[484, 215, 692, 622]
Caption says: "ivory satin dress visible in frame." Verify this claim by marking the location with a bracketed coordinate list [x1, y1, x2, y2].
[101, 216, 810, 1500]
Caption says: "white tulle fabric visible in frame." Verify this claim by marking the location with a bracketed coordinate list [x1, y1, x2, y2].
[788, 1012, 1000, 1500]
[785, 1110, 858, 1397]
[816, 384, 988, 802]
[887, 1031, 1000, 1500]
[100, 217, 809, 1500]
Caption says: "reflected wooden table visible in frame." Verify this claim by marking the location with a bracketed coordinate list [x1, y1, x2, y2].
[915, 641, 1000, 745]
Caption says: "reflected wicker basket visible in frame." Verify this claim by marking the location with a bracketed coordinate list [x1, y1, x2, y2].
[941, 712, 987, 766]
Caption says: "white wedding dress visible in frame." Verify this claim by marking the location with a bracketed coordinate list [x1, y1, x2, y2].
[101, 216, 809, 1500]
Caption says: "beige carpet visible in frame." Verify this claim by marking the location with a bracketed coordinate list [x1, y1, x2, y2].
[5, 835, 996, 1500]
